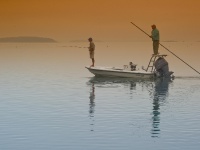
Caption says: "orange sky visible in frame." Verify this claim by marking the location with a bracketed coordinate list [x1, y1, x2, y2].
[0, 0, 200, 42]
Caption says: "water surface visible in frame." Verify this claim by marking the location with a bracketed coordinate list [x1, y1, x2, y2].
[0, 42, 200, 150]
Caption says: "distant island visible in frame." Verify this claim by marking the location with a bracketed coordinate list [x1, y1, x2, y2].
[0, 36, 57, 43]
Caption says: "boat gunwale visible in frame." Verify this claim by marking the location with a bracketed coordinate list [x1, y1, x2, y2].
[85, 66, 154, 75]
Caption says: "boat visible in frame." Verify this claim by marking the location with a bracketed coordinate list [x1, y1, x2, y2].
[86, 54, 174, 79]
[86, 66, 155, 79]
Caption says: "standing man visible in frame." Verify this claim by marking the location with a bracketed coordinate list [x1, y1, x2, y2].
[88, 37, 95, 67]
[150, 24, 160, 55]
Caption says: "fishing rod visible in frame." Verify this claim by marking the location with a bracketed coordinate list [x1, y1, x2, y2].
[65, 46, 88, 48]
[130, 22, 200, 75]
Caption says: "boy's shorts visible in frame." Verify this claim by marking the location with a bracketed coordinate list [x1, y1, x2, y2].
[90, 51, 94, 59]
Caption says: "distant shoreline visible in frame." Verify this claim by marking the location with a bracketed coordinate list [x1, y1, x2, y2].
[0, 36, 57, 43]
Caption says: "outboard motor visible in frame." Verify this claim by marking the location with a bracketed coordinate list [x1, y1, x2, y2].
[154, 57, 174, 77]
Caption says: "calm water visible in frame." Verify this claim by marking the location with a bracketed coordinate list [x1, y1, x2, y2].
[0, 42, 200, 150]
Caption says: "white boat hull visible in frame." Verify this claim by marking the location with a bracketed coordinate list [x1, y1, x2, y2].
[86, 66, 155, 79]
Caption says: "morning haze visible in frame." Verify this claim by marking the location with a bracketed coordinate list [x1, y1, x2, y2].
[1, 1, 200, 150]
[0, 0, 200, 42]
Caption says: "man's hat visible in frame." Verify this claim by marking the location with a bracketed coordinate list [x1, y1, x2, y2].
[151, 24, 156, 28]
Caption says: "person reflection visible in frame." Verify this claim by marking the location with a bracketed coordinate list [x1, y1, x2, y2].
[89, 82, 95, 131]
[151, 78, 171, 138]
[129, 81, 136, 99]
[130, 81, 136, 91]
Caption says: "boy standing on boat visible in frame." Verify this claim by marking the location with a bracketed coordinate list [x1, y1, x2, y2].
[88, 37, 95, 67]
[150, 24, 159, 55]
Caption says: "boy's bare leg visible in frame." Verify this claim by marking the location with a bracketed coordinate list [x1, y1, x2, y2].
[90, 58, 95, 67]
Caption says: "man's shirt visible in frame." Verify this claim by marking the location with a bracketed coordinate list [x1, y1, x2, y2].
[151, 29, 160, 41]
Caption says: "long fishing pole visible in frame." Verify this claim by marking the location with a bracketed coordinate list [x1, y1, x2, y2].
[66, 46, 88, 48]
[130, 22, 200, 75]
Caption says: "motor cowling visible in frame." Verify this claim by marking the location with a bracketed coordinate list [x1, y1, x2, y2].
[154, 57, 173, 77]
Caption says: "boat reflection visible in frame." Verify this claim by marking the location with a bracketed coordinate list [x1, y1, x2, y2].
[87, 76, 151, 89]
[87, 76, 172, 135]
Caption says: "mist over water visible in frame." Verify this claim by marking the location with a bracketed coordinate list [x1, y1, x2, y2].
[0, 42, 200, 150]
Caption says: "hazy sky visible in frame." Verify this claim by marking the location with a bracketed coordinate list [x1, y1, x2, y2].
[0, 0, 200, 42]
